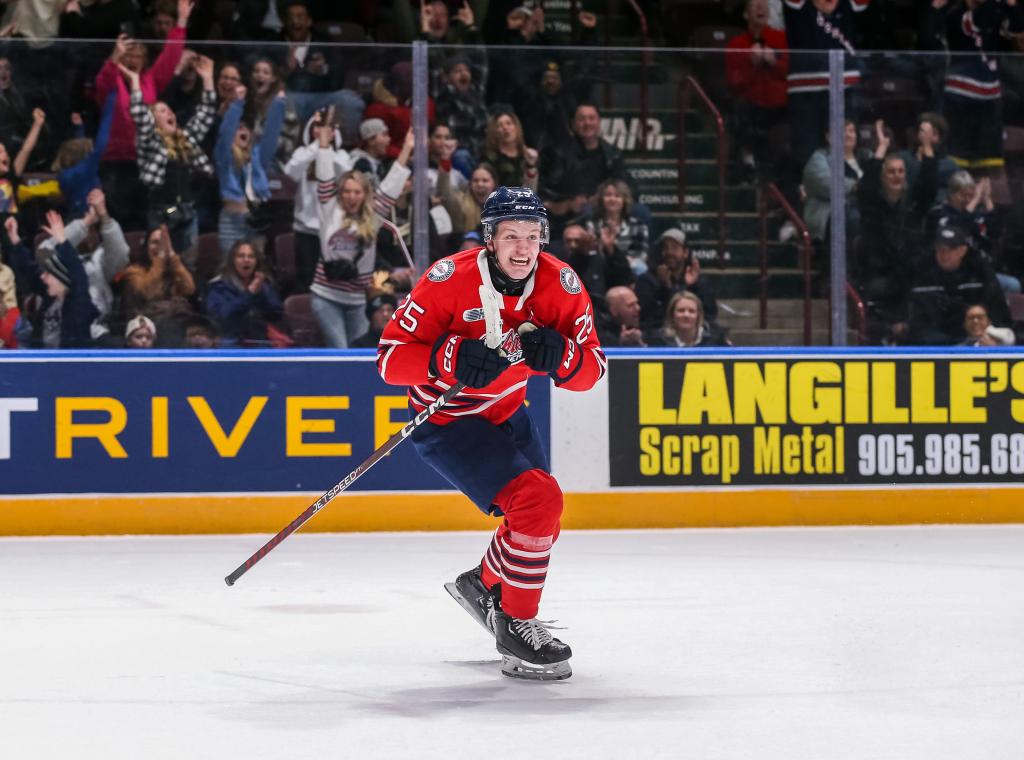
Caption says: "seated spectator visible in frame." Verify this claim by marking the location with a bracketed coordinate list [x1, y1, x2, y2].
[482, 108, 539, 190]
[0, 107, 45, 219]
[855, 120, 938, 342]
[540, 102, 634, 239]
[205, 239, 284, 346]
[562, 222, 633, 311]
[437, 161, 497, 239]
[146, 0, 177, 39]
[0, 257, 19, 348]
[52, 95, 115, 218]
[4, 212, 97, 348]
[123, 55, 216, 257]
[927, 0, 1023, 175]
[394, 0, 487, 93]
[436, 56, 488, 176]
[94, 1, 191, 229]
[960, 303, 1015, 346]
[802, 119, 862, 244]
[350, 293, 397, 348]
[284, 108, 352, 292]
[927, 171, 999, 260]
[124, 314, 157, 348]
[215, 83, 286, 254]
[898, 113, 959, 203]
[118, 224, 195, 341]
[577, 178, 649, 275]
[635, 229, 718, 331]
[905, 225, 1010, 345]
[596, 285, 646, 347]
[37, 188, 129, 345]
[364, 61, 435, 160]
[725, 0, 789, 181]
[646, 291, 732, 347]
[311, 125, 412, 347]
[182, 314, 221, 347]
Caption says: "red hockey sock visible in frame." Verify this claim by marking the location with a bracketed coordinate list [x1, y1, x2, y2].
[478, 469, 563, 619]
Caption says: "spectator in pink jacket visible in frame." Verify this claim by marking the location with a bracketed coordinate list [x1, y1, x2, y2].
[93, 0, 193, 230]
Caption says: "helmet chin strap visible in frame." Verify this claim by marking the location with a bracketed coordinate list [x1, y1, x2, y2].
[485, 244, 535, 296]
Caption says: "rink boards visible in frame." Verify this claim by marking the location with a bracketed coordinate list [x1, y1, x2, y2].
[1, 348, 1023, 534]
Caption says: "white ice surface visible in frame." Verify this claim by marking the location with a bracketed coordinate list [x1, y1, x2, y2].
[3, 527, 1024, 760]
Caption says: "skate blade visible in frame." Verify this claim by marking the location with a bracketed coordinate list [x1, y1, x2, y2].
[444, 582, 495, 637]
[499, 654, 572, 681]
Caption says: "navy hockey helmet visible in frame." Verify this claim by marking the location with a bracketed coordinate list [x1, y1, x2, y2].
[480, 186, 549, 245]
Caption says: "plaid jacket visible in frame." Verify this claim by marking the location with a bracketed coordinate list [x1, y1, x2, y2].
[130, 89, 216, 188]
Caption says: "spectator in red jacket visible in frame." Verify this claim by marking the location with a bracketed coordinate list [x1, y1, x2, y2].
[726, 0, 789, 181]
[93, 0, 192, 230]
[363, 61, 435, 159]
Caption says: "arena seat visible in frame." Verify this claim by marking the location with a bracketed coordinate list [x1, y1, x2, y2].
[283, 293, 324, 347]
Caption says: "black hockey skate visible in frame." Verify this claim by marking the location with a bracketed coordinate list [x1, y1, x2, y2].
[444, 565, 500, 637]
[493, 610, 572, 681]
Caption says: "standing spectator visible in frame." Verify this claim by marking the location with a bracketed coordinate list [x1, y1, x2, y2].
[436, 56, 489, 174]
[205, 239, 284, 346]
[515, 59, 578, 155]
[229, 0, 284, 42]
[482, 108, 539, 191]
[898, 113, 959, 203]
[349, 117, 390, 186]
[802, 119, 863, 243]
[364, 61, 435, 160]
[561, 222, 633, 311]
[124, 314, 157, 348]
[855, 119, 939, 341]
[349, 292, 397, 348]
[427, 123, 466, 192]
[214, 83, 286, 255]
[539, 102, 634, 240]
[311, 121, 412, 347]
[926, 0, 1023, 175]
[147, 0, 178, 38]
[37, 188, 129, 344]
[782, 0, 868, 173]
[906, 225, 1010, 344]
[94, 0, 191, 230]
[576, 178, 649, 275]
[277, 0, 337, 92]
[4, 212, 97, 348]
[284, 108, 352, 293]
[0, 107, 45, 219]
[646, 291, 732, 347]
[0, 55, 36, 161]
[597, 285, 647, 347]
[118, 225, 195, 341]
[635, 229, 719, 331]
[726, 0, 789, 180]
[124, 54, 216, 257]
[52, 95, 115, 218]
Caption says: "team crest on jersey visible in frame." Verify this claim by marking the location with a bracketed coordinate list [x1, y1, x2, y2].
[463, 307, 485, 322]
[499, 327, 524, 364]
[559, 266, 582, 295]
[427, 259, 455, 282]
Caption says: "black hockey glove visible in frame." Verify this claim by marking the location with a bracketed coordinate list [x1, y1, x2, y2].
[520, 326, 568, 374]
[432, 334, 511, 389]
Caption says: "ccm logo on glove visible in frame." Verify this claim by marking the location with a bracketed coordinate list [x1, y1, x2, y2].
[432, 333, 511, 389]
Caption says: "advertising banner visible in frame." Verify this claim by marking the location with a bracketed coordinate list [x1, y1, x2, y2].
[609, 354, 1024, 487]
[0, 352, 551, 495]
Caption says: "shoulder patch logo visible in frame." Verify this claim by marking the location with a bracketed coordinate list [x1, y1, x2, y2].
[559, 266, 582, 295]
[428, 259, 456, 282]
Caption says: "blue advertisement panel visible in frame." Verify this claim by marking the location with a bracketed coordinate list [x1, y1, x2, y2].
[0, 351, 551, 495]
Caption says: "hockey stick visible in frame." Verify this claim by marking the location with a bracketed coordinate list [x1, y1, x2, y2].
[224, 286, 503, 586]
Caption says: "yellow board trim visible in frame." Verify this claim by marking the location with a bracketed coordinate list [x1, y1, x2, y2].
[1, 489, 1023, 536]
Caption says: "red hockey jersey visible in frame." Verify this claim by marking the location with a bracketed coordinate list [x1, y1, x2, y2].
[377, 247, 607, 425]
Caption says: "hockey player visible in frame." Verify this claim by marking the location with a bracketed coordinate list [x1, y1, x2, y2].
[376, 187, 606, 680]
